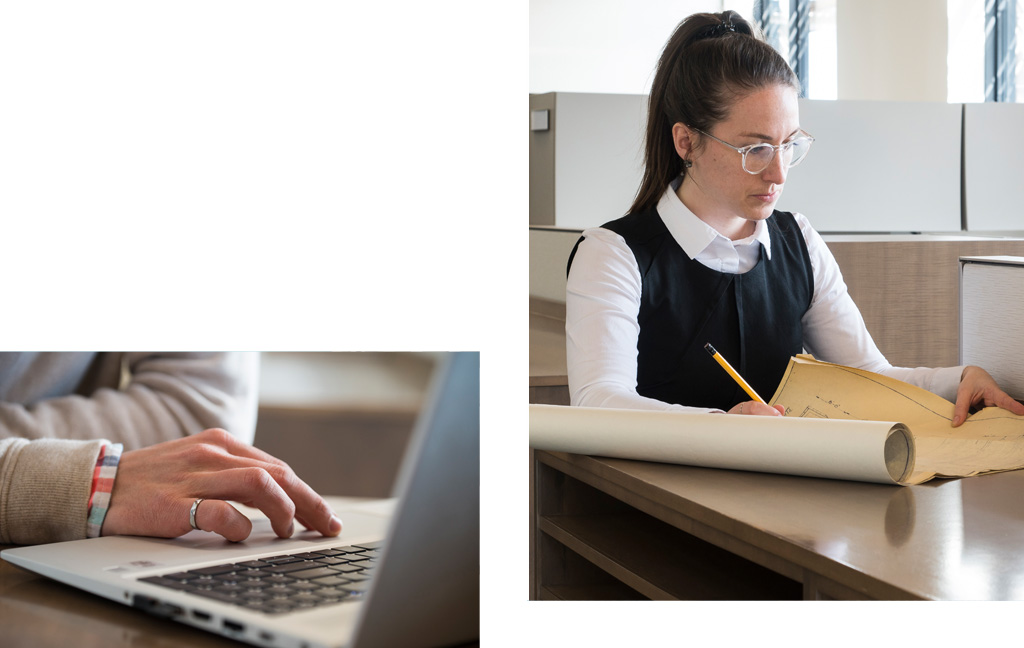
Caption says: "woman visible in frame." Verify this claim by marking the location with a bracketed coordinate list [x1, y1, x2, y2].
[565, 10, 1023, 426]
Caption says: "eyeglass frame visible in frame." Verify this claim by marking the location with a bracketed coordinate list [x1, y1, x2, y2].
[689, 127, 815, 175]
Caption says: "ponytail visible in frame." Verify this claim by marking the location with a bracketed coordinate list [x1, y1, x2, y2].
[628, 11, 798, 215]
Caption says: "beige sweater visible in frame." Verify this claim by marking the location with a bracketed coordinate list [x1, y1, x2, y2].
[0, 437, 103, 544]
[0, 353, 259, 448]
[0, 352, 260, 545]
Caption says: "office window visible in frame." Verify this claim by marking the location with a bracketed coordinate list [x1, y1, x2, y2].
[985, 0, 1017, 101]
[949, 0, 1023, 103]
[746, 0, 837, 100]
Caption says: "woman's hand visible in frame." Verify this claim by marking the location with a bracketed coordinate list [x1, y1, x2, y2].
[726, 401, 785, 417]
[101, 428, 342, 542]
[952, 366, 1024, 427]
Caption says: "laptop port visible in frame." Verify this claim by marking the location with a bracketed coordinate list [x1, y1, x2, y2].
[191, 610, 211, 622]
[223, 619, 245, 633]
[131, 594, 183, 619]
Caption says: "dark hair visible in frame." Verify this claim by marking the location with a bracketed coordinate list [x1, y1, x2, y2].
[629, 11, 800, 214]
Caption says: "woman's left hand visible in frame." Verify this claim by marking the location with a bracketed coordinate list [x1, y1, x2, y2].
[952, 366, 1024, 427]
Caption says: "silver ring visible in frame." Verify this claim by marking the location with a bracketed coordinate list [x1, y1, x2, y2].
[190, 498, 204, 531]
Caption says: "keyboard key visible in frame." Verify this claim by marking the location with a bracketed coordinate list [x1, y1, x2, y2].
[190, 564, 238, 576]
[265, 561, 318, 574]
[263, 555, 306, 564]
[311, 556, 347, 566]
[348, 560, 376, 570]
[287, 566, 344, 581]
[310, 575, 351, 587]
[352, 541, 384, 551]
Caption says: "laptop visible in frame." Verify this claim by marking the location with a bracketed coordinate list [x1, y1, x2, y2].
[2, 351, 479, 648]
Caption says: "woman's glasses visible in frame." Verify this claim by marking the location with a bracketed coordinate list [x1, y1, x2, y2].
[692, 127, 815, 174]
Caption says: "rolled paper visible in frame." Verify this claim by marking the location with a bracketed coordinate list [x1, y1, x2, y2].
[529, 404, 919, 485]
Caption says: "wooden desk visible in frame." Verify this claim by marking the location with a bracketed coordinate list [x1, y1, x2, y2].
[531, 450, 1024, 600]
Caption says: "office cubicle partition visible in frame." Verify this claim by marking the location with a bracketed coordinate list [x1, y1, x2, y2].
[963, 103, 1024, 232]
[776, 100, 962, 233]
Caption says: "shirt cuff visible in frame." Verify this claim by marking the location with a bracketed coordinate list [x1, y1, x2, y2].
[86, 442, 123, 538]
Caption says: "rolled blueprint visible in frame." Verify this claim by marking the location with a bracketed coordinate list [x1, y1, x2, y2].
[529, 404, 918, 485]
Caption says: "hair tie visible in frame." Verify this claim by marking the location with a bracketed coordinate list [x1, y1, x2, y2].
[698, 19, 737, 40]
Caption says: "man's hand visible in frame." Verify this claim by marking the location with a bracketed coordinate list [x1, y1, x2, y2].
[101, 428, 342, 542]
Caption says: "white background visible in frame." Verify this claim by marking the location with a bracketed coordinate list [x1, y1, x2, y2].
[1, 1, 1013, 646]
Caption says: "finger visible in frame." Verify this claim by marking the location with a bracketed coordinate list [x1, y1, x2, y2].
[195, 467, 297, 538]
[193, 499, 253, 543]
[274, 478, 342, 537]
[239, 462, 341, 537]
[195, 430, 340, 537]
[740, 402, 782, 417]
[952, 392, 972, 427]
[991, 392, 1024, 416]
[773, 404, 786, 416]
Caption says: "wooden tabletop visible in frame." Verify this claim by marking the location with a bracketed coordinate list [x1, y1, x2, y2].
[537, 450, 1024, 600]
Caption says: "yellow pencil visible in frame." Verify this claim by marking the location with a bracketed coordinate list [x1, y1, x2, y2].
[703, 343, 767, 404]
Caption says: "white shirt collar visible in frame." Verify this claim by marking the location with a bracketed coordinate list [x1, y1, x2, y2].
[656, 178, 773, 262]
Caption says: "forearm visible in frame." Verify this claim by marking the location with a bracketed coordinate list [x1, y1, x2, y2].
[0, 352, 259, 449]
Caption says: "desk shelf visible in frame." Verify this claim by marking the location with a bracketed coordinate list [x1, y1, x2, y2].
[534, 458, 801, 600]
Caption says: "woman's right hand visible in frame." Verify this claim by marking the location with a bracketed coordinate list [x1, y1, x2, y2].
[727, 401, 785, 417]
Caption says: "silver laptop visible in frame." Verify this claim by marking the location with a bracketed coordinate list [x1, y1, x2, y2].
[2, 352, 479, 648]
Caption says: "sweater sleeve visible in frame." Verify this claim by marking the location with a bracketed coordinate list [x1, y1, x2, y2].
[0, 437, 104, 545]
[0, 352, 260, 449]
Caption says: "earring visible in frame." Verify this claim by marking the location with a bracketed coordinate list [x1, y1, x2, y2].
[683, 160, 693, 169]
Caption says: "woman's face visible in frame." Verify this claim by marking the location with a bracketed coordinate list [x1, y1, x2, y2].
[677, 83, 801, 239]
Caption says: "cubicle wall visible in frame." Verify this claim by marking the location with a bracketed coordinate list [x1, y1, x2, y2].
[963, 104, 1024, 232]
[960, 257, 1024, 399]
[529, 92, 646, 229]
[529, 93, 1024, 235]
[776, 100, 962, 232]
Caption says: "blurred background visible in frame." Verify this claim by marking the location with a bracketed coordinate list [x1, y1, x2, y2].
[254, 352, 441, 498]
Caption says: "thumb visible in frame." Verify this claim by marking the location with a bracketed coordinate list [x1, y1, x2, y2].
[951, 393, 971, 428]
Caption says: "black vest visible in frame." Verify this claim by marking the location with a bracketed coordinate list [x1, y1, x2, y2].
[568, 208, 814, 411]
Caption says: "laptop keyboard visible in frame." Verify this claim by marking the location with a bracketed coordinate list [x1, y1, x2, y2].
[139, 541, 383, 615]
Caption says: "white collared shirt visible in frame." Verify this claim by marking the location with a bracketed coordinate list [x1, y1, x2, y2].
[565, 183, 963, 413]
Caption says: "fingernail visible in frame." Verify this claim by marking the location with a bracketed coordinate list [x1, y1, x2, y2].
[287, 521, 294, 537]
[329, 514, 342, 534]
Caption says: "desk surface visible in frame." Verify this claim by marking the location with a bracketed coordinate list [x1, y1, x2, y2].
[533, 450, 1024, 600]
